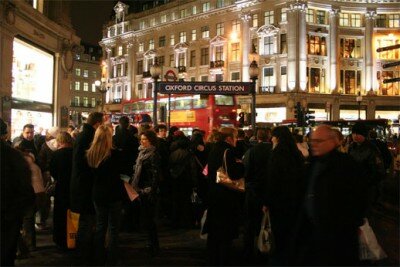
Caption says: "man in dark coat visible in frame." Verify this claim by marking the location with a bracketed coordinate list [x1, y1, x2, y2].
[242, 128, 272, 263]
[1, 119, 35, 266]
[349, 122, 385, 211]
[12, 124, 38, 159]
[70, 112, 104, 264]
[293, 125, 366, 266]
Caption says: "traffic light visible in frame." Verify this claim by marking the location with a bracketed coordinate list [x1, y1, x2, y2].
[294, 102, 304, 127]
[304, 109, 316, 126]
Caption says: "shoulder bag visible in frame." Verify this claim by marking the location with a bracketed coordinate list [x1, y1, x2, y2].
[216, 149, 245, 192]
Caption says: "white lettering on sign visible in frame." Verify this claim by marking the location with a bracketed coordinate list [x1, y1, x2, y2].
[217, 85, 245, 92]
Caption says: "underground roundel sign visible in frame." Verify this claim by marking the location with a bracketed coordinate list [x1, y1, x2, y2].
[164, 70, 177, 82]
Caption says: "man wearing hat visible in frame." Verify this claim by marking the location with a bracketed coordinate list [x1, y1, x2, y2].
[348, 122, 385, 213]
[1, 118, 35, 265]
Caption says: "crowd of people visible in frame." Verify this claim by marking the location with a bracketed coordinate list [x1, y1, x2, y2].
[1, 112, 398, 266]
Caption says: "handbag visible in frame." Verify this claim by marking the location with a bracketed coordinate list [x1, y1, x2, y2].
[258, 209, 274, 253]
[216, 149, 245, 192]
[359, 218, 387, 261]
[66, 209, 80, 249]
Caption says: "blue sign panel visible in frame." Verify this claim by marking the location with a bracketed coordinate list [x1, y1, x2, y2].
[158, 82, 253, 95]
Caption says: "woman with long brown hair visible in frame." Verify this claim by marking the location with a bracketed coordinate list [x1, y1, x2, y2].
[86, 125, 125, 265]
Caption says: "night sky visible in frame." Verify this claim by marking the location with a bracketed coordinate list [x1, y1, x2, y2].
[71, 0, 116, 45]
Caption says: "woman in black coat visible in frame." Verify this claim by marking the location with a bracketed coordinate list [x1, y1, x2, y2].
[131, 130, 161, 256]
[204, 127, 244, 266]
[265, 126, 305, 265]
[49, 132, 74, 249]
[87, 125, 125, 265]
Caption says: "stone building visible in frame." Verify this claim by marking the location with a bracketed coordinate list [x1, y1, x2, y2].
[69, 43, 103, 126]
[99, 0, 399, 127]
[1, 0, 80, 139]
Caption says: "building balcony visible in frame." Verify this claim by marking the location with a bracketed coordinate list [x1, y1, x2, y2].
[210, 60, 225, 69]
[178, 66, 186, 73]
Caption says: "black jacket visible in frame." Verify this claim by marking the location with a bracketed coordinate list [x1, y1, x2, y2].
[1, 140, 35, 220]
[113, 127, 139, 177]
[50, 147, 73, 206]
[293, 150, 366, 265]
[91, 150, 125, 205]
[70, 123, 96, 214]
[205, 141, 244, 239]
[136, 149, 161, 199]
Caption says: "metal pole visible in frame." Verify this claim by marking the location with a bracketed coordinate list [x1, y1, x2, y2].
[153, 79, 158, 127]
[168, 94, 171, 130]
[251, 78, 256, 131]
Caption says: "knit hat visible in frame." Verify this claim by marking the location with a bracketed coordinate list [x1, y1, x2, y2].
[48, 126, 60, 138]
[0, 118, 7, 135]
[352, 122, 369, 137]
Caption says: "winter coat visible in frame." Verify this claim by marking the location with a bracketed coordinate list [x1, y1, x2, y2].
[112, 127, 139, 177]
[204, 141, 244, 239]
[50, 147, 73, 205]
[70, 123, 96, 214]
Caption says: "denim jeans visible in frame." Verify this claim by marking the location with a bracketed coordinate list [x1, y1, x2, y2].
[94, 201, 122, 266]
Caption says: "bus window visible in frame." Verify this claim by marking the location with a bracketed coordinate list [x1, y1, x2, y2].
[122, 104, 131, 113]
[175, 98, 193, 110]
[193, 96, 208, 108]
[215, 95, 234, 106]
[144, 102, 153, 111]
[137, 102, 145, 112]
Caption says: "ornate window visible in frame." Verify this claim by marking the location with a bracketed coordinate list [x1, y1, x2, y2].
[306, 9, 314, 23]
[264, 11, 274, 25]
[253, 14, 258, 28]
[340, 70, 361, 94]
[232, 20, 240, 33]
[377, 71, 400, 96]
[388, 14, 400, 28]
[179, 32, 187, 43]
[201, 26, 210, 38]
[231, 43, 239, 61]
[307, 35, 327, 56]
[339, 13, 349, 26]
[307, 67, 326, 93]
[217, 23, 224, 36]
[340, 38, 362, 58]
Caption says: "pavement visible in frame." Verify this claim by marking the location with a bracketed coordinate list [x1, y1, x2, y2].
[15, 175, 399, 266]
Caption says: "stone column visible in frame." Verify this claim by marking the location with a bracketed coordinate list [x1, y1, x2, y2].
[329, 8, 340, 93]
[287, 1, 307, 91]
[240, 12, 251, 82]
[126, 41, 134, 100]
[365, 9, 376, 94]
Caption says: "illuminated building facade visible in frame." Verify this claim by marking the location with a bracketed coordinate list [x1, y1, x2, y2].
[100, 0, 399, 125]
[0, 0, 80, 138]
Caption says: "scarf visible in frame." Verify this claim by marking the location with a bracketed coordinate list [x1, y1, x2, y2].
[131, 145, 156, 188]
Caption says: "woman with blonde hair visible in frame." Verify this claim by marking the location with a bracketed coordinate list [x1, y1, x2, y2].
[86, 125, 125, 265]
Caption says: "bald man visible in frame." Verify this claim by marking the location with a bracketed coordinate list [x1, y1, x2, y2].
[292, 125, 366, 266]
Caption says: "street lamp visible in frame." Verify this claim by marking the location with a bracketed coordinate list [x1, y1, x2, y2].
[249, 59, 259, 131]
[95, 77, 112, 112]
[150, 59, 162, 127]
[356, 91, 363, 120]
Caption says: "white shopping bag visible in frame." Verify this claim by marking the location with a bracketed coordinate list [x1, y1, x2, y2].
[359, 218, 387, 261]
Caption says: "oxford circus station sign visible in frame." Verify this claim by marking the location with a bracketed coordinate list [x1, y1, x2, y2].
[158, 82, 253, 95]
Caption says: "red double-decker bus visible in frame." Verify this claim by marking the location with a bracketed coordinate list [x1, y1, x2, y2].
[120, 94, 238, 135]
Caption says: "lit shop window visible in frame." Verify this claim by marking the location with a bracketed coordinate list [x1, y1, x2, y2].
[376, 38, 400, 60]
[281, 8, 288, 22]
[231, 43, 239, 61]
[264, 11, 274, 25]
[192, 30, 197, 41]
[388, 14, 400, 28]
[340, 38, 362, 58]
[377, 71, 399, 96]
[253, 14, 258, 28]
[203, 2, 210, 12]
[339, 70, 362, 94]
[232, 20, 240, 33]
[201, 26, 210, 38]
[307, 67, 326, 93]
[179, 32, 187, 43]
[307, 35, 327, 56]
[216, 23, 224, 36]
